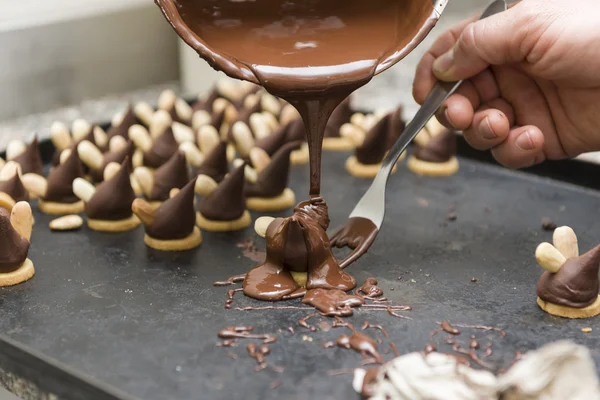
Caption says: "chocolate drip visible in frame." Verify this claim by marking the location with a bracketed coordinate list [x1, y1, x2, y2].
[86, 160, 136, 221]
[302, 289, 364, 316]
[245, 142, 298, 198]
[255, 125, 288, 157]
[414, 129, 456, 163]
[325, 97, 353, 138]
[194, 141, 229, 182]
[537, 244, 600, 308]
[150, 151, 190, 201]
[198, 165, 246, 221]
[355, 107, 404, 165]
[12, 137, 44, 176]
[44, 151, 84, 203]
[441, 321, 460, 335]
[107, 106, 138, 139]
[146, 178, 197, 240]
[337, 330, 383, 364]
[357, 278, 384, 298]
[0, 174, 29, 202]
[193, 89, 219, 113]
[143, 127, 179, 169]
[90, 140, 135, 182]
[0, 208, 30, 273]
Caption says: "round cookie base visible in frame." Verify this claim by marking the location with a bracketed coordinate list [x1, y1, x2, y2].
[0, 259, 35, 287]
[290, 144, 309, 165]
[537, 296, 600, 319]
[407, 156, 459, 177]
[144, 227, 202, 251]
[39, 200, 85, 215]
[323, 137, 354, 152]
[345, 155, 401, 178]
[247, 188, 296, 212]
[196, 210, 252, 232]
[88, 214, 141, 232]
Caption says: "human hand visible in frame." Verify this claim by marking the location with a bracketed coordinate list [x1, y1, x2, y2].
[413, 0, 600, 168]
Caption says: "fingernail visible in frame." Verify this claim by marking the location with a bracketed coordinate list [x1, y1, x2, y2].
[479, 117, 496, 140]
[516, 131, 535, 151]
[443, 107, 457, 129]
[433, 49, 455, 75]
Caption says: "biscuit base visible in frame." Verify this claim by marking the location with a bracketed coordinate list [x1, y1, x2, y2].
[0, 259, 35, 287]
[345, 155, 401, 178]
[291, 271, 307, 288]
[247, 188, 296, 212]
[196, 210, 252, 232]
[144, 227, 202, 251]
[323, 137, 354, 152]
[290, 143, 309, 165]
[38, 200, 85, 215]
[87, 214, 141, 232]
[537, 296, 600, 319]
[407, 155, 459, 177]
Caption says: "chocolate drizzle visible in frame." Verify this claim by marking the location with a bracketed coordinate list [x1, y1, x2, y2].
[325, 97, 353, 138]
[107, 106, 138, 139]
[85, 160, 136, 221]
[537, 245, 600, 308]
[414, 129, 456, 163]
[11, 137, 44, 176]
[43, 151, 84, 203]
[0, 174, 29, 202]
[245, 142, 298, 198]
[227, 102, 262, 141]
[355, 107, 404, 165]
[143, 127, 179, 169]
[150, 151, 190, 201]
[198, 165, 246, 221]
[145, 178, 197, 240]
[194, 141, 229, 182]
[0, 208, 30, 273]
[302, 289, 364, 316]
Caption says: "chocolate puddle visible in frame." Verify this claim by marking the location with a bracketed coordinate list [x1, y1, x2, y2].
[145, 178, 196, 240]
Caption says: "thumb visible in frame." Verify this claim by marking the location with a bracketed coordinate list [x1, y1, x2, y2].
[433, 7, 529, 81]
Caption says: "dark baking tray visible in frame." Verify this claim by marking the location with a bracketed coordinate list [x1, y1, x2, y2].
[1, 136, 600, 400]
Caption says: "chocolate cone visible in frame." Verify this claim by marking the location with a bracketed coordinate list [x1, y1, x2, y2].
[537, 244, 600, 308]
[44, 150, 84, 203]
[12, 137, 44, 176]
[414, 129, 456, 163]
[255, 124, 288, 157]
[90, 140, 135, 183]
[0, 208, 30, 273]
[192, 89, 219, 113]
[86, 159, 136, 221]
[107, 106, 138, 139]
[143, 127, 179, 169]
[0, 174, 29, 203]
[52, 126, 97, 167]
[355, 107, 404, 165]
[227, 101, 262, 141]
[146, 178, 197, 240]
[325, 97, 353, 138]
[195, 141, 228, 183]
[245, 142, 298, 198]
[150, 151, 190, 201]
[285, 118, 306, 142]
[198, 164, 246, 221]
[210, 108, 226, 132]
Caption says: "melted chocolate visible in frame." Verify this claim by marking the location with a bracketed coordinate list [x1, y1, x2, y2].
[197, 165, 246, 221]
[302, 288, 364, 316]
[150, 151, 190, 201]
[194, 141, 229, 183]
[107, 106, 138, 139]
[143, 127, 179, 169]
[441, 321, 460, 335]
[145, 178, 196, 240]
[213, 274, 246, 287]
[325, 97, 353, 138]
[357, 278, 384, 298]
[85, 160, 136, 221]
[337, 331, 383, 364]
[247, 343, 271, 371]
[0, 208, 30, 273]
[11, 137, 44, 176]
[218, 326, 276, 344]
[0, 174, 29, 202]
[414, 129, 456, 163]
[237, 238, 266, 263]
[44, 151, 84, 203]
[355, 107, 404, 165]
[245, 142, 299, 198]
[329, 217, 379, 270]
[537, 244, 600, 308]
[90, 140, 135, 183]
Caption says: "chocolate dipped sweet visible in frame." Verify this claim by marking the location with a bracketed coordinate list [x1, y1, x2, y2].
[82, 140, 135, 183]
[192, 88, 220, 113]
[0, 202, 35, 286]
[133, 178, 202, 251]
[245, 142, 298, 211]
[323, 97, 355, 151]
[107, 106, 138, 139]
[194, 140, 229, 183]
[196, 165, 251, 232]
[345, 107, 404, 178]
[9, 137, 44, 176]
[78, 159, 140, 232]
[535, 227, 600, 318]
[243, 197, 356, 301]
[143, 127, 179, 169]
[408, 119, 459, 176]
[0, 162, 29, 206]
[39, 151, 85, 215]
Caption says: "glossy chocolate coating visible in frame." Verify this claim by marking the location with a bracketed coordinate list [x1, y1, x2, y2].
[143, 127, 179, 169]
[107, 106, 138, 139]
[356, 107, 404, 165]
[145, 178, 197, 240]
[194, 141, 229, 183]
